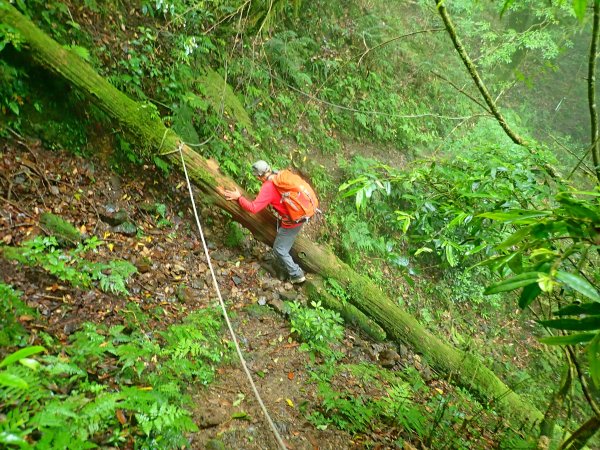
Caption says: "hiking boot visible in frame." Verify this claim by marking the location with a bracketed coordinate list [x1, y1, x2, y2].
[290, 275, 306, 284]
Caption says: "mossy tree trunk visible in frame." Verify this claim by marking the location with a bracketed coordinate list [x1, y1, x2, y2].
[1, 2, 547, 431]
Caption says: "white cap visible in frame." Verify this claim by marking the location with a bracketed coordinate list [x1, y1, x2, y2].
[251, 160, 271, 176]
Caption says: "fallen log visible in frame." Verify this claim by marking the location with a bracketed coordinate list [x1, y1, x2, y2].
[0, 2, 547, 431]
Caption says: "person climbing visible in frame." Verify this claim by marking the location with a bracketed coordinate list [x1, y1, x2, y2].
[220, 160, 311, 284]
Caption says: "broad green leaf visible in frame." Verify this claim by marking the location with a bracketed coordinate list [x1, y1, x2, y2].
[506, 252, 523, 275]
[445, 244, 457, 267]
[588, 332, 600, 388]
[500, 0, 517, 16]
[539, 317, 600, 331]
[0, 346, 45, 368]
[479, 210, 550, 224]
[356, 188, 364, 211]
[555, 271, 600, 302]
[0, 372, 28, 389]
[573, 0, 588, 22]
[540, 333, 596, 345]
[497, 226, 534, 249]
[414, 246, 433, 256]
[519, 283, 541, 309]
[19, 358, 40, 370]
[484, 272, 542, 295]
[555, 303, 600, 316]
[447, 212, 469, 229]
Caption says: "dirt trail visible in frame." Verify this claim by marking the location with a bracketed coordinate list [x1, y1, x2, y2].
[1, 136, 410, 449]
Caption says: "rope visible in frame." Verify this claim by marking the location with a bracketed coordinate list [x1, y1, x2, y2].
[177, 144, 287, 450]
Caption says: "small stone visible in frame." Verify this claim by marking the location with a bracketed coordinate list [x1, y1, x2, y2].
[198, 407, 228, 429]
[278, 290, 297, 302]
[232, 276, 242, 286]
[112, 221, 137, 236]
[268, 298, 286, 314]
[206, 439, 226, 450]
[258, 296, 267, 306]
[63, 321, 80, 335]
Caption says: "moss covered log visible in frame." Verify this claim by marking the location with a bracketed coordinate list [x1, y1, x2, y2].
[0, 2, 546, 431]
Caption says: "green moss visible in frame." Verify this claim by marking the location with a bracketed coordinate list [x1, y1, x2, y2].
[39, 212, 82, 245]
[199, 68, 252, 130]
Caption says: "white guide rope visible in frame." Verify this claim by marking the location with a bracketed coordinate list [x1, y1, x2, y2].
[177, 145, 287, 450]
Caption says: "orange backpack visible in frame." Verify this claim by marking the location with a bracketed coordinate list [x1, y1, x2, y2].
[272, 170, 320, 224]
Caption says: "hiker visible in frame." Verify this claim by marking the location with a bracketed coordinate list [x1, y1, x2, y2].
[220, 160, 310, 284]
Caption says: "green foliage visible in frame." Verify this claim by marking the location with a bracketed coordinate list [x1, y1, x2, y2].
[0, 308, 226, 448]
[3, 236, 136, 295]
[287, 300, 344, 356]
[338, 142, 558, 270]
[481, 189, 600, 385]
[0, 284, 35, 347]
[224, 221, 246, 248]
[33, 118, 90, 155]
[0, 58, 28, 129]
[264, 31, 316, 89]
[306, 362, 426, 437]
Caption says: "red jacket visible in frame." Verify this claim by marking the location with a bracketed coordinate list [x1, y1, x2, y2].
[238, 180, 301, 228]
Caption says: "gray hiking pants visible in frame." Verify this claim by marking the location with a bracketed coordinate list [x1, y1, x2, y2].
[273, 224, 304, 278]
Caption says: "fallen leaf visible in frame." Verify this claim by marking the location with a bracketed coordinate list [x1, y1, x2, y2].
[2, 234, 12, 244]
[287, 372, 294, 380]
[286, 398, 294, 408]
[116, 409, 127, 425]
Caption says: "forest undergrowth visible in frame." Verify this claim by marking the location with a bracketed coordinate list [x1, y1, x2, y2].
[1, 0, 600, 448]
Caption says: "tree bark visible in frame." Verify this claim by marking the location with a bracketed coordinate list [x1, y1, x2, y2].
[559, 415, 600, 450]
[588, 0, 600, 184]
[1, 1, 547, 431]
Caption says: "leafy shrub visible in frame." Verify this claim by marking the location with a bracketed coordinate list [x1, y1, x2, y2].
[338, 143, 558, 269]
[0, 284, 35, 347]
[482, 190, 600, 385]
[3, 236, 136, 295]
[306, 362, 425, 438]
[287, 300, 344, 356]
[0, 308, 227, 448]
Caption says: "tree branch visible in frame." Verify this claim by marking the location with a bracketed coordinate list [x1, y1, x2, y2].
[432, 71, 491, 113]
[433, 0, 561, 180]
[434, 0, 526, 146]
[357, 28, 444, 65]
[587, 0, 600, 184]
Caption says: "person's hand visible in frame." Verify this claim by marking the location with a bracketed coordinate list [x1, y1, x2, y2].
[219, 186, 242, 201]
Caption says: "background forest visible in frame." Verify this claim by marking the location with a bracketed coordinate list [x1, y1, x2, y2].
[1, 0, 600, 449]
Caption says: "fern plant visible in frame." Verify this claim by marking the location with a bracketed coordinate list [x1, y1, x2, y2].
[264, 31, 316, 89]
[0, 284, 35, 346]
[0, 307, 228, 448]
[3, 236, 137, 295]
